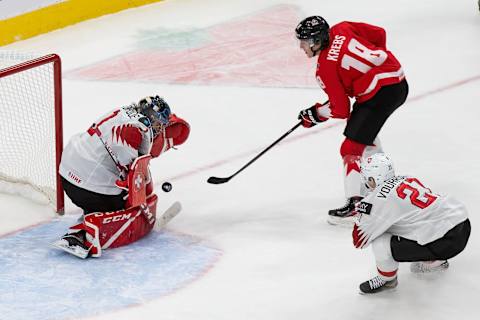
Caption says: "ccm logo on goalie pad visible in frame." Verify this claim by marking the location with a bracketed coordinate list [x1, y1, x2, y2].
[98, 212, 133, 224]
[356, 202, 373, 215]
[97, 206, 154, 225]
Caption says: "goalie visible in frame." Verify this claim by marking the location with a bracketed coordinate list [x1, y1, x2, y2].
[53, 95, 190, 258]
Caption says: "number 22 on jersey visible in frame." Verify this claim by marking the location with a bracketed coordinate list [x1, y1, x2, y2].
[396, 178, 438, 209]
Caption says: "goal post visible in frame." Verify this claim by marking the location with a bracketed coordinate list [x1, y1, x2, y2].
[0, 52, 64, 213]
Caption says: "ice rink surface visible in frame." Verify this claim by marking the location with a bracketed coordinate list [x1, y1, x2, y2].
[1, 0, 480, 319]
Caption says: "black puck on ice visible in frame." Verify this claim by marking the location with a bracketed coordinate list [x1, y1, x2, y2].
[161, 182, 172, 192]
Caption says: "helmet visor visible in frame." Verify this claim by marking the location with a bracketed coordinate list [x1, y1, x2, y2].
[153, 103, 171, 126]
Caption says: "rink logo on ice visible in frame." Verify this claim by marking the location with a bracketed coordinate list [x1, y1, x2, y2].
[0, 216, 221, 320]
[66, 4, 317, 88]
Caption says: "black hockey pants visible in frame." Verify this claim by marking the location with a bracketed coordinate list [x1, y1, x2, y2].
[344, 79, 409, 145]
[61, 177, 126, 214]
[391, 219, 471, 262]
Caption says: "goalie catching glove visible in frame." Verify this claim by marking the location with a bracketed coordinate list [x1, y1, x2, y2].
[150, 113, 190, 158]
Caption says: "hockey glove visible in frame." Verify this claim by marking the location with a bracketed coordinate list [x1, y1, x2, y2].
[166, 114, 190, 146]
[151, 114, 190, 158]
[298, 103, 327, 128]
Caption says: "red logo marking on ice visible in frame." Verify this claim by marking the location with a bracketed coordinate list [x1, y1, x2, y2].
[66, 5, 316, 88]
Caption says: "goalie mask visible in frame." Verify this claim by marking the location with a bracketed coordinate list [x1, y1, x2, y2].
[360, 153, 395, 190]
[137, 95, 171, 136]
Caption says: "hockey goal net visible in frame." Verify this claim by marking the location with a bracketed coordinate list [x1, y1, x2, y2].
[0, 52, 64, 213]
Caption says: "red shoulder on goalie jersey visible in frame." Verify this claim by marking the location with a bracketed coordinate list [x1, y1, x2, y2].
[53, 95, 190, 259]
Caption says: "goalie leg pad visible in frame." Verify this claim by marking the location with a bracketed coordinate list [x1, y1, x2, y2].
[84, 194, 158, 257]
[56, 194, 157, 258]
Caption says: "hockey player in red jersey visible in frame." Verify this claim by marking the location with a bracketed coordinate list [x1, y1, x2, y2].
[353, 153, 471, 294]
[53, 96, 190, 258]
[295, 16, 408, 224]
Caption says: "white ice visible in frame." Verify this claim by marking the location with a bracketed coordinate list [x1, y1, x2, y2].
[1, 0, 480, 319]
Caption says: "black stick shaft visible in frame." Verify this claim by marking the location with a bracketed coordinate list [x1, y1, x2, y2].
[208, 121, 302, 184]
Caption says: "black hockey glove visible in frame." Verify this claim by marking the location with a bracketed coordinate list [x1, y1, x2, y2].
[298, 104, 327, 128]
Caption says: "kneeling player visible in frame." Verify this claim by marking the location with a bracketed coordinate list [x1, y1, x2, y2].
[353, 153, 471, 294]
[53, 96, 190, 258]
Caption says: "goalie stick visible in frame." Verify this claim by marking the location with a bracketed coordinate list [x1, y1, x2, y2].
[89, 123, 128, 179]
[155, 201, 182, 229]
[90, 123, 173, 192]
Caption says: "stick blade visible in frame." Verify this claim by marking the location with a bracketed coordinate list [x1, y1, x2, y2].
[207, 176, 231, 184]
[155, 201, 182, 229]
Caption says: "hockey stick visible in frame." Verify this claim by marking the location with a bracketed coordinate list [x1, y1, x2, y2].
[207, 121, 303, 184]
[155, 201, 182, 229]
[90, 124, 173, 191]
[89, 124, 128, 179]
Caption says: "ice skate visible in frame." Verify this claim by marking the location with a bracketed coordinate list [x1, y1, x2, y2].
[359, 276, 398, 294]
[52, 231, 90, 259]
[327, 196, 362, 226]
[410, 260, 449, 273]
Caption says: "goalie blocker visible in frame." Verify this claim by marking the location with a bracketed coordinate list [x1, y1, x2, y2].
[53, 155, 177, 258]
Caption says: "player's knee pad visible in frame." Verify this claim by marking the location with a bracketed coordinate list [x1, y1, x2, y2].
[340, 138, 367, 158]
[340, 139, 367, 178]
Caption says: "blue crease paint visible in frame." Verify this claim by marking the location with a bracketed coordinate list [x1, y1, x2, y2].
[0, 217, 221, 320]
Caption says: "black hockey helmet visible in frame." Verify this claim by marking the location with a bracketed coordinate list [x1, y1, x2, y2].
[295, 16, 330, 51]
[137, 95, 171, 135]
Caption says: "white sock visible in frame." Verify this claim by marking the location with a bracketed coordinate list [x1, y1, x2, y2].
[372, 233, 399, 281]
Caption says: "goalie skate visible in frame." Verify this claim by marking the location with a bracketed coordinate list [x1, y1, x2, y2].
[52, 232, 90, 259]
[410, 260, 449, 273]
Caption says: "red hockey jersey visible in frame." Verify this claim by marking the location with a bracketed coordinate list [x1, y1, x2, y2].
[316, 22, 405, 119]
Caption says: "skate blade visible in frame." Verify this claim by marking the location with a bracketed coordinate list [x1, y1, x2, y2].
[327, 215, 355, 228]
[359, 280, 398, 295]
[358, 285, 397, 295]
[51, 240, 89, 259]
[410, 261, 449, 273]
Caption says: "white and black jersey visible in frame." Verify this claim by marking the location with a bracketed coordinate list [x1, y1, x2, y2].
[354, 176, 468, 248]
[59, 105, 154, 195]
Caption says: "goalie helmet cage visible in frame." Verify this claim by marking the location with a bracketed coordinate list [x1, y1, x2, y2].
[0, 52, 64, 213]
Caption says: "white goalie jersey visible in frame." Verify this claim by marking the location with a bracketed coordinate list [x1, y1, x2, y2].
[354, 176, 468, 248]
[59, 105, 154, 195]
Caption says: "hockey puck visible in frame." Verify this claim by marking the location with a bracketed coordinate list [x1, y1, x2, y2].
[161, 182, 172, 192]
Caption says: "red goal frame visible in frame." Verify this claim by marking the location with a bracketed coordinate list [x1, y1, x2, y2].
[0, 54, 64, 213]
